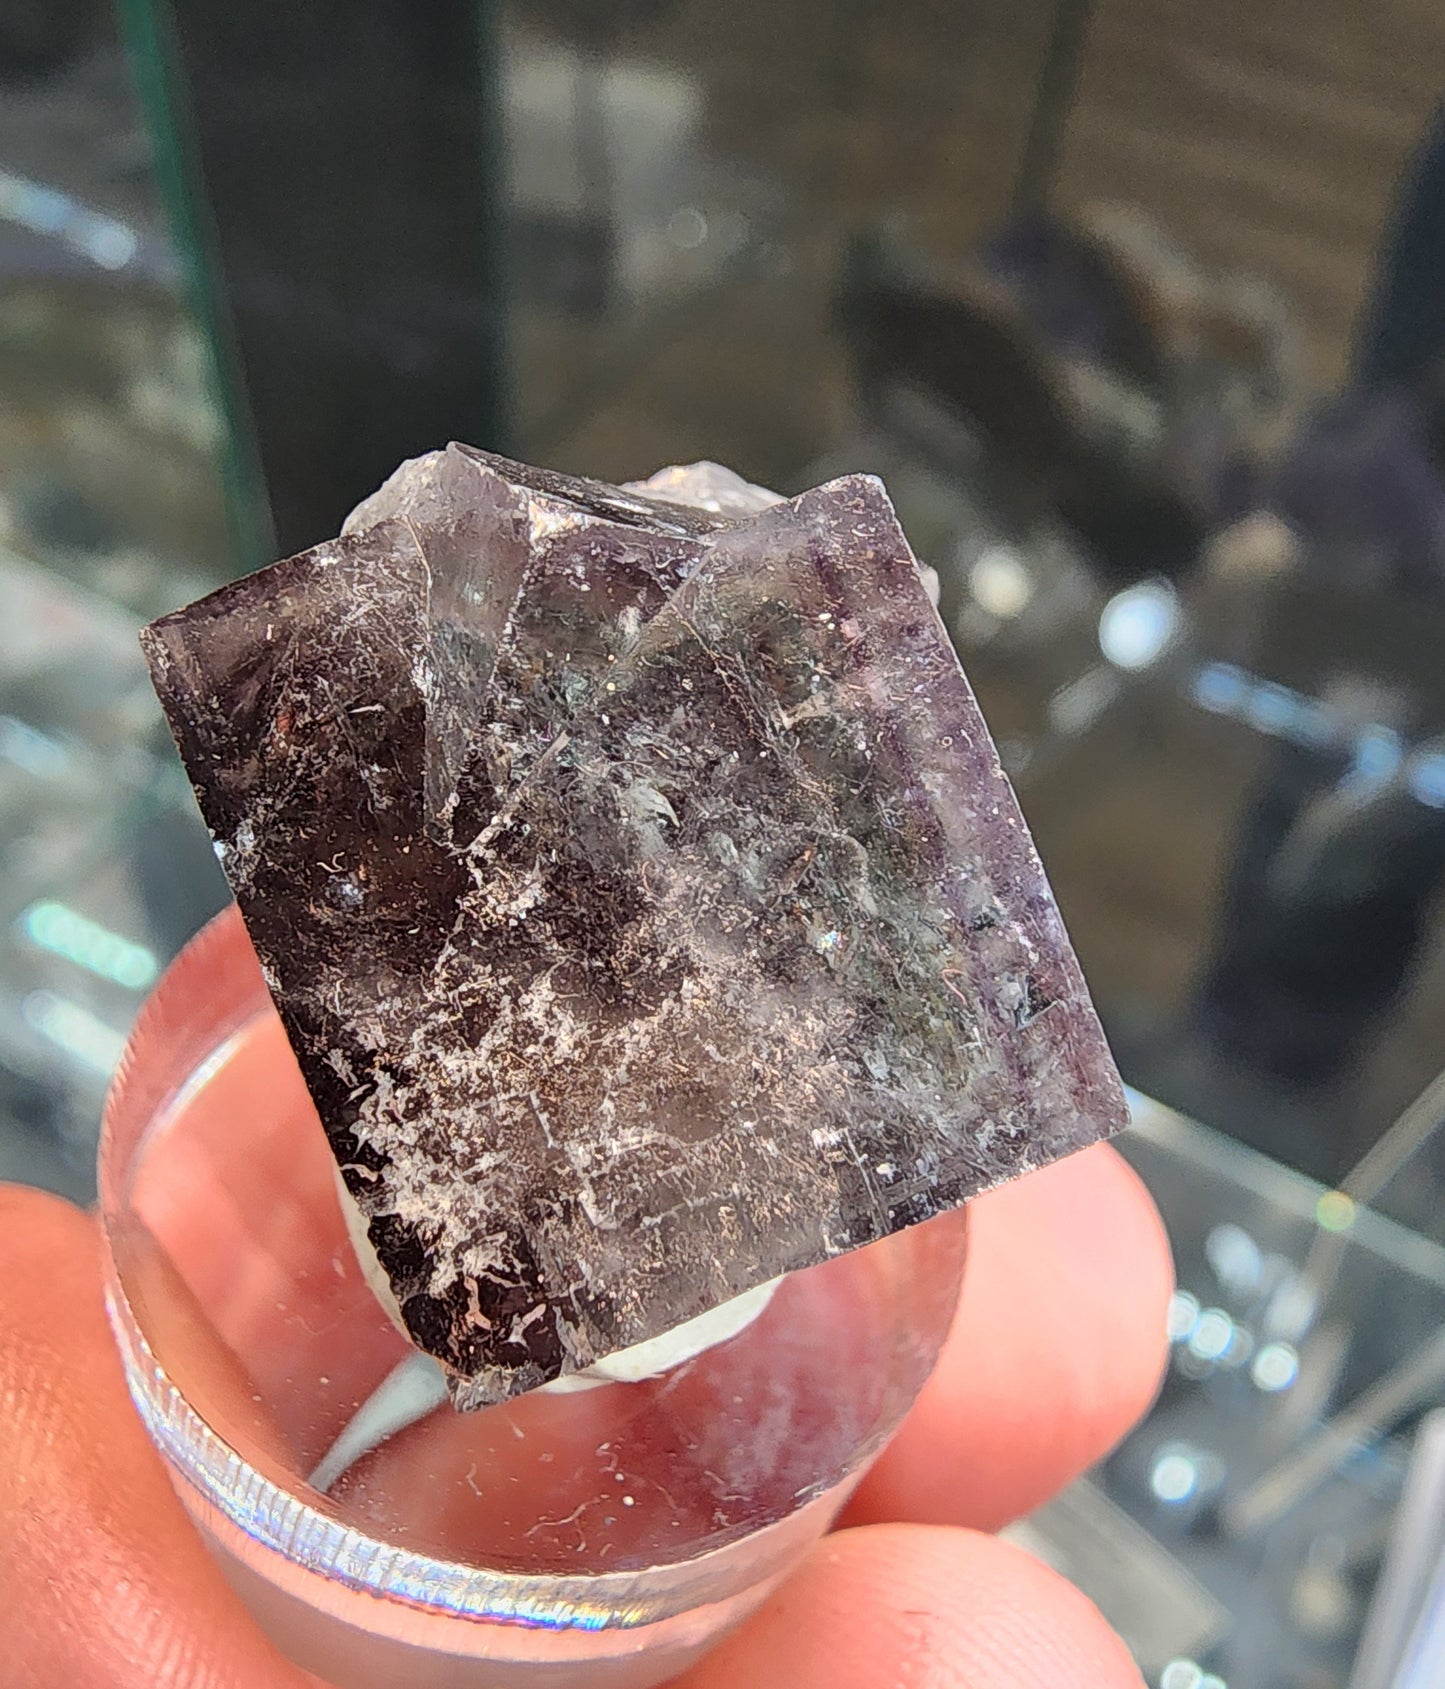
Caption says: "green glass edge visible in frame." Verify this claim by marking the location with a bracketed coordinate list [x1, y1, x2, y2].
[116, 0, 276, 574]
[469, 0, 514, 455]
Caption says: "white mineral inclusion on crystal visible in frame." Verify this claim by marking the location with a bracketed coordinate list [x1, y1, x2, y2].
[333, 1165, 778, 1394]
[308, 1264, 781, 1491]
[538, 1276, 781, 1393]
[627, 461, 781, 518]
[332, 453, 803, 1400]
[345, 454, 941, 601]
[631, 461, 941, 603]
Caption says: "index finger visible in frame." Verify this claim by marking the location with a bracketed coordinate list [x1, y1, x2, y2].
[846, 1140, 1173, 1532]
[0, 1186, 321, 1689]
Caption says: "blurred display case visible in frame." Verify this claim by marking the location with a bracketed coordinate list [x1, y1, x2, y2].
[0, 548, 225, 1195]
[6, 3, 1445, 1684]
[1026, 1095, 1445, 1689]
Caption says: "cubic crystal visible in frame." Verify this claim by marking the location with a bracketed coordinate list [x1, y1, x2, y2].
[142, 447, 1127, 1407]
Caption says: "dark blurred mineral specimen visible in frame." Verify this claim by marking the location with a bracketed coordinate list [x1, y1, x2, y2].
[142, 446, 1126, 1407]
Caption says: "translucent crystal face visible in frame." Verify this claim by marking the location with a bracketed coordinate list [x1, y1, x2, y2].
[141, 447, 1126, 1406]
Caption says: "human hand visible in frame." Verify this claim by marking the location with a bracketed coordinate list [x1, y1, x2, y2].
[0, 1138, 1170, 1687]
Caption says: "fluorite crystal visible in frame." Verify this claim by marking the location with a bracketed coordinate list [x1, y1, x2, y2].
[142, 446, 1127, 1407]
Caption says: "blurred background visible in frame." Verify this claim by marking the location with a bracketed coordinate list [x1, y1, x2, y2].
[5, 2, 1445, 1684]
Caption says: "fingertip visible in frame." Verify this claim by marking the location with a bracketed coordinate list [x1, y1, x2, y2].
[676, 1523, 1144, 1689]
[0, 1181, 314, 1689]
[849, 1142, 1173, 1531]
[986, 1141, 1174, 1438]
[0, 1178, 91, 1252]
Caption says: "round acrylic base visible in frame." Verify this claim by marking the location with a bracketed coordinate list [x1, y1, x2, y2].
[100, 911, 968, 1688]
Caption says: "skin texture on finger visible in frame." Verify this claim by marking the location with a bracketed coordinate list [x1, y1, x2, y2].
[846, 1143, 1174, 1532]
[674, 1523, 1145, 1689]
[0, 1185, 322, 1689]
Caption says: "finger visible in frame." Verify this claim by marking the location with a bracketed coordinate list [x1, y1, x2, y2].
[674, 1522, 1144, 1689]
[847, 1142, 1173, 1532]
[0, 1184, 320, 1689]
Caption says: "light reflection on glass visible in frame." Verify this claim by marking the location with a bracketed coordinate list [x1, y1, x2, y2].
[1192, 662, 1251, 715]
[1150, 1449, 1202, 1505]
[1187, 1308, 1235, 1363]
[1250, 1342, 1300, 1394]
[1205, 1224, 1264, 1299]
[1149, 1444, 1226, 1510]
[1316, 1191, 1357, 1234]
[1410, 751, 1445, 809]
[0, 166, 150, 275]
[1159, 1662, 1203, 1689]
[21, 990, 126, 1076]
[1097, 579, 1180, 670]
[1166, 1289, 1201, 1342]
[1222, 1324, 1254, 1369]
[1242, 680, 1303, 735]
[0, 715, 72, 780]
[1189, 663, 1342, 754]
[968, 545, 1034, 619]
[1161, 1668, 1226, 1689]
[666, 207, 709, 250]
[21, 901, 158, 991]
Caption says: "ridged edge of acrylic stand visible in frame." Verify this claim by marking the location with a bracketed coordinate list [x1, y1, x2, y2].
[104, 1275, 848, 1646]
[97, 909, 861, 1651]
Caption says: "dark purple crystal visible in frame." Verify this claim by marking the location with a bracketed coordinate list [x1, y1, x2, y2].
[142, 446, 1126, 1407]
